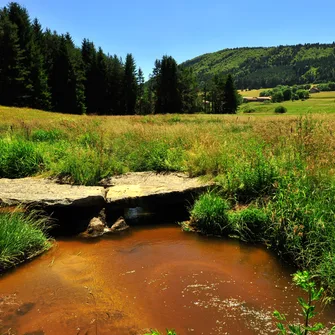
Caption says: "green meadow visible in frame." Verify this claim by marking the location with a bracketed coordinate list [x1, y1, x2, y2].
[239, 91, 335, 115]
[1, 98, 335, 300]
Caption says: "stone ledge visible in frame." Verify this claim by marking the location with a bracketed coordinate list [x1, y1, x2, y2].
[0, 178, 105, 207]
[106, 172, 212, 206]
[0, 173, 213, 209]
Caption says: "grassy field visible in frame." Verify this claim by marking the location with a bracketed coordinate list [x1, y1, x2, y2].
[239, 91, 335, 115]
[1, 104, 335, 299]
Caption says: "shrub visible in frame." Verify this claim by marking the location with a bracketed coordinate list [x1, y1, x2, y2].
[296, 89, 310, 100]
[190, 193, 230, 235]
[272, 90, 284, 103]
[275, 105, 287, 114]
[259, 89, 272, 97]
[241, 106, 256, 114]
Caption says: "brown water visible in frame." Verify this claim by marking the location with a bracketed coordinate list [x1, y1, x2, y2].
[0, 224, 334, 335]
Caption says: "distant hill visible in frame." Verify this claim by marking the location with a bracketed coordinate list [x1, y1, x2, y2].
[181, 43, 335, 89]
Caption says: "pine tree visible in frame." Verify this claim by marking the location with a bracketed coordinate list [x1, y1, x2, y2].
[7, 2, 34, 106]
[95, 47, 109, 114]
[155, 56, 180, 114]
[30, 18, 51, 110]
[223, 74, 240, 114]
[123, 53, 137, 115]
[178, 66, 199, 113]
[51, 34, 86, 114]
[212, 74, 226, 114]
[107, 55, 124, 115]
[137, 67, 145, 114]
[0, 8, 26, 106]
[81, 39, 97, 113]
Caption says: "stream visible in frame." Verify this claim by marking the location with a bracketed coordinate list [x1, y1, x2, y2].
[0, 224, 334, 334]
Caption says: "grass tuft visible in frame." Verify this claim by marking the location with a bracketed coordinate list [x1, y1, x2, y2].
[0, 139, 44, 178]
[190, 192, 230, 235]
[0, 210, 52, 272]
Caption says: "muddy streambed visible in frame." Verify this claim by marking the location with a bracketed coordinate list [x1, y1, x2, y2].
[0, 224, 334, 335]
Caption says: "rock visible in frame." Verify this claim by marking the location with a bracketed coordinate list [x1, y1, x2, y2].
[0, 173, 213, 217]
[86, 217, 105, 237]
[109, 217, 129, 233]
[106, 172, 213, 207]
[98, 208, 107, 224]
[83, 209, 108, 238]
[0, 178, 105, 207]
[16, 302, 35, 316]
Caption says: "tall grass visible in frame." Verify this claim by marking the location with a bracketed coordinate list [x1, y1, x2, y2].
[0, 210, 52, 271]
[2, 107, 335, 298]
[190, 192, 230, 235]
[189, 161, 335, 299]
[0, 139, 44, 178]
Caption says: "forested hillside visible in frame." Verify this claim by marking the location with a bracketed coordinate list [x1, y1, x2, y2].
[182, 44, 335, 89]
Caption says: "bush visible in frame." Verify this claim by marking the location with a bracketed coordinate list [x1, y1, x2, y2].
[259, 89, 272, 97]
[241, 106, 256, 114]
[271, 90, 284, 103]
[296, 89, 310, 100]
[190, 193, 230, 235]
[274, 105, 287, 114]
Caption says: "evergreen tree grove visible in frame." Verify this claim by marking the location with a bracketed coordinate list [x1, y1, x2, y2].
[0, 2, 240, 116]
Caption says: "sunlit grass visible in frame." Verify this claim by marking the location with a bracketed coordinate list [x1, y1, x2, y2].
[239, 91, 335, 115]
[1, 106, 335, 298]
[0, 210, 52, 272]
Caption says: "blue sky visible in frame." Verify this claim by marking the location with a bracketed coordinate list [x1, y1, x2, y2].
[2, 0, 335, 78]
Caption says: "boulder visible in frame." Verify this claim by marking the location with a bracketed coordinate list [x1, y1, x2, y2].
[82, 211, 129, 237]
[109, 217, 129, 233]
[82, 209, 107, 238]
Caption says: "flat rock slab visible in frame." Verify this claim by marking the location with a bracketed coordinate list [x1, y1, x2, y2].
[0, 178, 105, 207]
[106, 172, 211, 205]
[0, 173, 212, 208]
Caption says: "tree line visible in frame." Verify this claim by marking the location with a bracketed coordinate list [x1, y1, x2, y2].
[0, 2, 240, 115]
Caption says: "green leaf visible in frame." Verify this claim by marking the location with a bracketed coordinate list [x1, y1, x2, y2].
[276, 322, 286, 334]
[312, 287, 324, 301]
[274, 310, 286, 321]
[297, 297, 309, 311]
[288, 324, 303, 335]
[305, 322, 324, 331]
